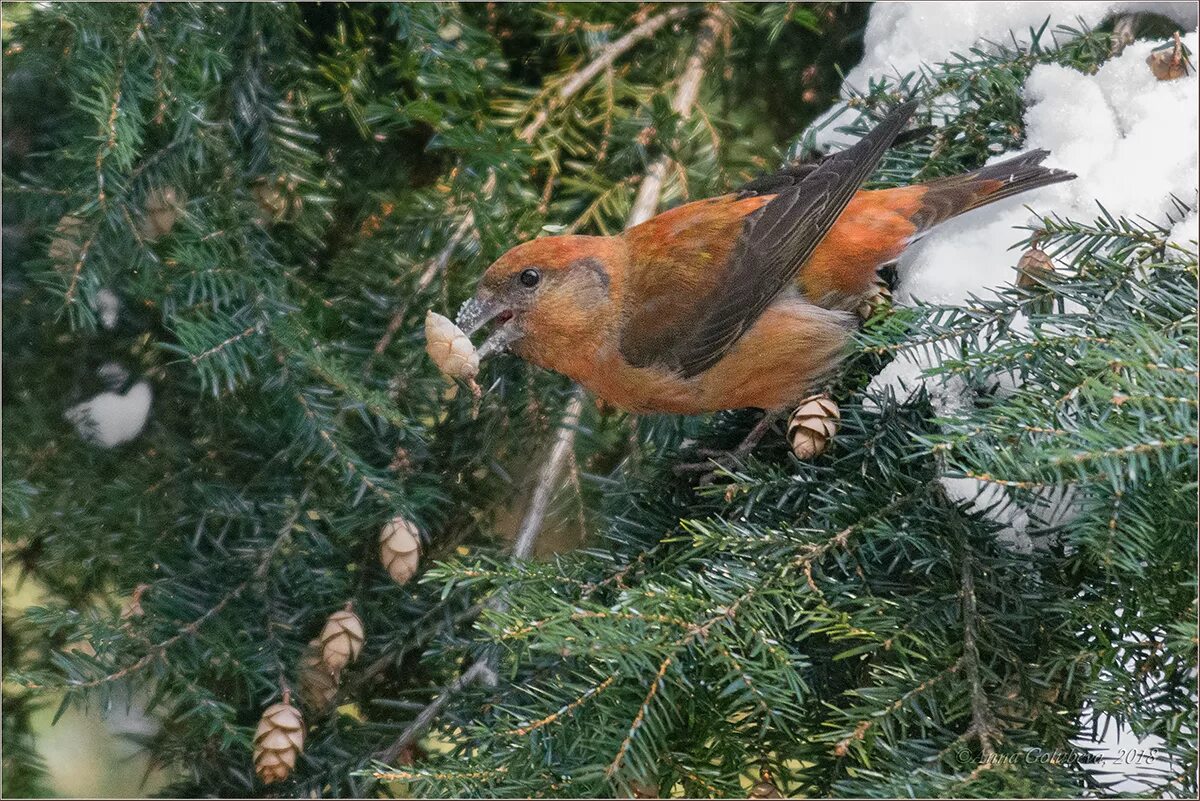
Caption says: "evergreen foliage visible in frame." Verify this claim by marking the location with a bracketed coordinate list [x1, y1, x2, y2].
[2, 3, 1194, 798]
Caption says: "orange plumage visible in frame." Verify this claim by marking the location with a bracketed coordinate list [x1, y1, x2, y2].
[457, 102, 1074, 415]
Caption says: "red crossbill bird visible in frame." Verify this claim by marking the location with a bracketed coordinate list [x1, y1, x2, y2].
[457, 100, 1074, 416]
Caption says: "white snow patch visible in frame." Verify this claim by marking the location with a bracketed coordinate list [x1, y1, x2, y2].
[813, 2, 1199, 150]
[94, 288, 119, 330]
[1169, 207, 1199, 247]
[97, 362, 131, 390]
[66, 381, 152, 448]
[869, 28, 1198, 398]
[841, 12, 1197, 553]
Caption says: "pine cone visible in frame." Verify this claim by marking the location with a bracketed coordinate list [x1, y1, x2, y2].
[425, 310, 480, 382]
[318, 607, 364, 673]
[253, 701, 304, 785]
[750, 779, 783, 798]
[1016, 247, 1055, 315]
[48, 214, 85, 269]
[380, 515, 421, 585]
[298, 640, 338, 715]
[1015, 247, 1054, 288]
[1147, 32, 1189, 81]
[787, 394, 840, 460]
[856, 281, 893, 321]
[252, 177, 300, 224]
[141, 185, 185, 241]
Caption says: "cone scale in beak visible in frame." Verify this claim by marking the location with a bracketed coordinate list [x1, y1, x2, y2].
[456, 296, 523, 359]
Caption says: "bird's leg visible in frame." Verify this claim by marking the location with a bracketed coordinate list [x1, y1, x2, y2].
[675, 409, 785, 480]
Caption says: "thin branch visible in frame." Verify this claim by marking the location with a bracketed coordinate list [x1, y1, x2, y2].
[607, 654, 674, 777]
[627, 6, 728, 226]
[512, 390, 585, 559]
[190, 323, 260, 364]
[95, 2, 153, 207]
[518, 5, 693, 143]
[377, 658, 496, 765]
[366, 176, 490, 374]
[960, 550, 1000, 760]
[515, 2, 730, 568]
[504, 673, 618, 736]
[416, 211, 475, 293]
[294, 390, 395, 501]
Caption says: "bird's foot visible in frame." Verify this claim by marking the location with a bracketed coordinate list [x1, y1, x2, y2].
[674, 410, 783, 486]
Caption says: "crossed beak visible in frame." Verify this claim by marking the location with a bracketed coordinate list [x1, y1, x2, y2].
[456, 293, 524, 359]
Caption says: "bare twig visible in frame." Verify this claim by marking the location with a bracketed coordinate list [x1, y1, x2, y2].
[418, 211, 476, 294]
[518, 5, 693, 143]
[627, 6, 729, 226]
[960, 550, 1000, 760]
[377, 658, 496, 765]
[519, 3, 728, 558]
[512, 391, 585, 558]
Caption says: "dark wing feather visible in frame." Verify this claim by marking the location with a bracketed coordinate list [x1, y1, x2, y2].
[734, 124, 934, 199]
[665, 99, 919, 378]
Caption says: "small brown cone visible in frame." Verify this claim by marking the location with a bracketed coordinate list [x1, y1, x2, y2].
[856, 282, 893, 321]
[298, 640, 338, 715]
[1016, 247, 1055, 314]
[253, 699, 304, 785]
[141, 185, 185, 241]
[425, 310, 480, 382]
[318, 607, 364, 673]
[1147, 32, 1189, 81]
[252, 177, 300, 225]
[787, 394, 840, 460]
[380, 515, 421, 585]
[750, 778, 783, 798]
[48, 214, 86, 269]
[628, 779, 659, 798]
[1015, 247, 1054, 288]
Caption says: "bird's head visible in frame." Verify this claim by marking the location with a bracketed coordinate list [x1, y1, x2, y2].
[456, 235, 621, 365]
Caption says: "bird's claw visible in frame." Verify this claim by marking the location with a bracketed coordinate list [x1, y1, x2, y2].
[673, 410, 785, 486]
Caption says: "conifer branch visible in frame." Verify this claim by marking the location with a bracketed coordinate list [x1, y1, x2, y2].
[959, 551, 1000, 760]
[371, 5, 694, 369]
[504, 673, 619, 736]
[94, 2, 153, 207]
[44, 494, 306, 692]
[190, 323, 261, 364]
[294, 390, 396, 501]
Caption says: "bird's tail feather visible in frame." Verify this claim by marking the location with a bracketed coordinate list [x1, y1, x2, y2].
[911, 150, 1076, 232]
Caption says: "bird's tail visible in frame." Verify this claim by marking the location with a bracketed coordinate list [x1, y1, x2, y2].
[909, 150, 1076, 233]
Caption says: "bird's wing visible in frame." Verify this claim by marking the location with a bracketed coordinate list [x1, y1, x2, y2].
[732, 123, 934, 198]
[620, 99, 919, 379]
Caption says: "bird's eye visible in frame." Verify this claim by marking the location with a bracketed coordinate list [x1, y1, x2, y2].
[519, 268, 541, 288]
